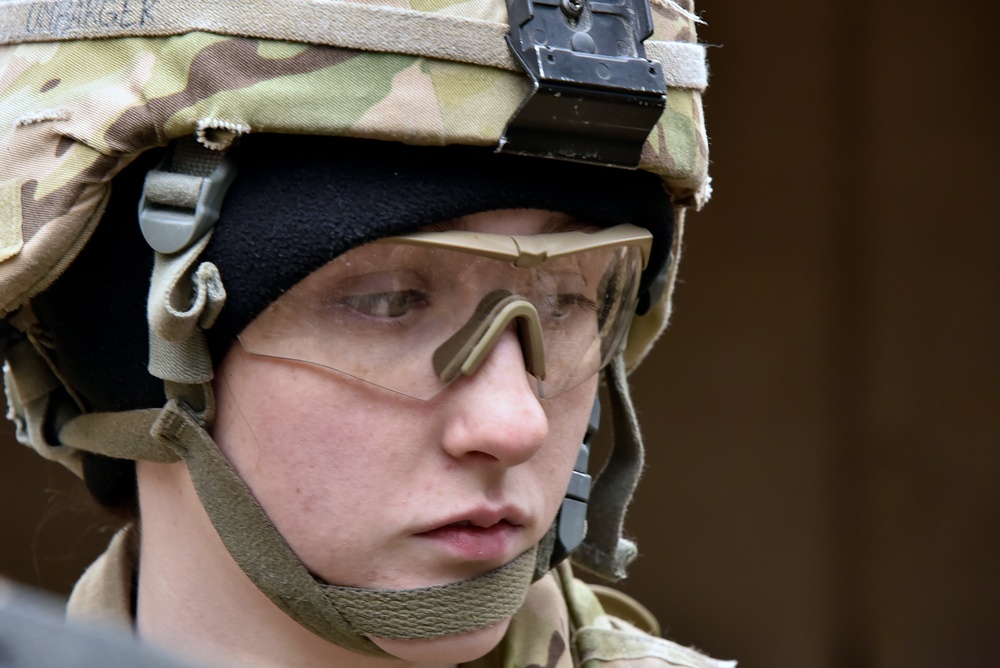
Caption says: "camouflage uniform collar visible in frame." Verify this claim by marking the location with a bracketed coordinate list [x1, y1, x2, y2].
[66, 524, 136, 630]
[465, 569, 575, 668]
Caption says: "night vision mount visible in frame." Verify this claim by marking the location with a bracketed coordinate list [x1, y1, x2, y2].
[502, 0, 667, 168]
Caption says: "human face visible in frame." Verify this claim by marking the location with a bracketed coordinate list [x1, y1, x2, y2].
[211, 210, 600, 658]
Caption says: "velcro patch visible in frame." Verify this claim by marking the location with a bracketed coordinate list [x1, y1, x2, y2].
[0, 180, 24, 263]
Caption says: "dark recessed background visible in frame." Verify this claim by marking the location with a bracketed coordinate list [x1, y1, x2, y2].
[2, 2, 998, 666]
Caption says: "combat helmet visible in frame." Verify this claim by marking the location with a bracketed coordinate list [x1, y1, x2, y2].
[0, 0, 710, 657]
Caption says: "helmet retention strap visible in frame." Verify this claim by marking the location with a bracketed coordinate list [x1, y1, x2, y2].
[572, 353, 644, 581]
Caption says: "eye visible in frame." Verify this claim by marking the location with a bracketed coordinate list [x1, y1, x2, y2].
[335, 290, 428, 320]
[539, 293, 598, 320]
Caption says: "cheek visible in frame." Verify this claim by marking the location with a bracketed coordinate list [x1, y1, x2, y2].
[208, 345, 600, 588]
[211, 353, 425, 553]
[535, 376, 600, 512]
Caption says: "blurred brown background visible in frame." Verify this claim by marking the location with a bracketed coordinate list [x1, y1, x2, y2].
[2, 1, 998, 666]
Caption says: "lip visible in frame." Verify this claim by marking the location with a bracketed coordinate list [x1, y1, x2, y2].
[414, 506, 528, 561]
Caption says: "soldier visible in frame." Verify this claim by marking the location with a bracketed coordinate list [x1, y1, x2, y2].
[1, 0, 731, 666]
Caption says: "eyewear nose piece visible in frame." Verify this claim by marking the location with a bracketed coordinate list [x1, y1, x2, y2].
[433, 290, 546, 384]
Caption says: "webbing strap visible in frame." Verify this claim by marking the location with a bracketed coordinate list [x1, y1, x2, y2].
[328, 549, 537, 639]
[147, 232, 225, 386]
[149, 400, 536, 653]
[142, 137, 223, 215]
[0, 0, 708, 90]
[58, 408, 179, 462]
[170, 134, 226, 176]
[572, 354, 644, 581]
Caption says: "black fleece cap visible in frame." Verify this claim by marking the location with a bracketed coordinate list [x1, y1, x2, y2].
[34, 134, 673, 413]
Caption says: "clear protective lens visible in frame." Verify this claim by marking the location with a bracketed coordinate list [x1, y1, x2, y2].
[238, 225, 651, 400]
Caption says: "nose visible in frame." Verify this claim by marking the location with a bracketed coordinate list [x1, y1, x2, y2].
[439, 328, 549, 467]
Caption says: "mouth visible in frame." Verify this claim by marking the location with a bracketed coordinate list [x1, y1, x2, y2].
[431, 518, 517, 533]
[415, 510, 527, 561]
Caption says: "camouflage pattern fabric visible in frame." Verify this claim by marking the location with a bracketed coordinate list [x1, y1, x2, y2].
[491, 563, 737, 668]
[555, 563, 737, 668]
[0, 0, 709, 326]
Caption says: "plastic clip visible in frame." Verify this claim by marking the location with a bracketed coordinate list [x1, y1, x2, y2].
[502, 0, 667, 167]
[139, 154, 237, 254]
[550, 397, 599, 566]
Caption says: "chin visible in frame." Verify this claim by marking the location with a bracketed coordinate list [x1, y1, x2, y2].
[370, 617, 512, 664]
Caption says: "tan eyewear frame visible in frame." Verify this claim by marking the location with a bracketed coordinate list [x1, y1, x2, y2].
[433, 290, 546, 383]
[379, 223, 653, 270]
[379, 225, 653, 386]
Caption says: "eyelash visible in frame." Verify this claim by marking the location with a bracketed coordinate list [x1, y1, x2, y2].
[335, 290, 429, 321]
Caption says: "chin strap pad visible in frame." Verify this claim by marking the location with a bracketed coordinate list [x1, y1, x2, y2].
[572, 353, 644, 581]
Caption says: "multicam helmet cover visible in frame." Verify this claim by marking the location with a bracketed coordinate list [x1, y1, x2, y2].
[0, 0, 709, 364]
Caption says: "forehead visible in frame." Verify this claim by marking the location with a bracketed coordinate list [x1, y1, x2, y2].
[317, 209, 612, 284]
[257, 210, 627, 316]
[424, 209, 595, 235]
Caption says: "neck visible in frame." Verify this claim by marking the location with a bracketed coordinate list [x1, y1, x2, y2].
[135, 460, 460, 668]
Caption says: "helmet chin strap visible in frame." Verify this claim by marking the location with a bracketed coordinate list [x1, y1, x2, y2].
[157, 398, 542, 655]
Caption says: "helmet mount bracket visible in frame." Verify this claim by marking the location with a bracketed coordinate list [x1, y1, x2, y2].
[501, 0, 667, 167]
[549, 395, 598, 567]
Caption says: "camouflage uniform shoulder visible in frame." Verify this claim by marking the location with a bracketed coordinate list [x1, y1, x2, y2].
[556, 563, 736, 668]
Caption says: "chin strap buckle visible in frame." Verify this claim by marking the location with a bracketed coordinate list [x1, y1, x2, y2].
[502, 0, 667, 167]
[139, 136, 237, 255]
